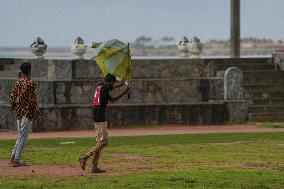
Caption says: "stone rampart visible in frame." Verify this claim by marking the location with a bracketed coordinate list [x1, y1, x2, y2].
[0, 57, 263, 130]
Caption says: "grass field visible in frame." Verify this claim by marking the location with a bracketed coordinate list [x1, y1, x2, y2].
[0, 132, 284, 189]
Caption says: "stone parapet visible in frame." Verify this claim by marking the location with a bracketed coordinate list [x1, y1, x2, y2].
[0, 57, 271, 80]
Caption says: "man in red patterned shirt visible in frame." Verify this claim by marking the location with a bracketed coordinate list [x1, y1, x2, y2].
[9, 61, 40, 167]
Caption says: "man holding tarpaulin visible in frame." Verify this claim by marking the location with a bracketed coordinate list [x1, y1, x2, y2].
[79, 39, 132, 173]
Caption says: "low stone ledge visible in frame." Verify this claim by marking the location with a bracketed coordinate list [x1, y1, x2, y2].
[0, 101, 247, 131]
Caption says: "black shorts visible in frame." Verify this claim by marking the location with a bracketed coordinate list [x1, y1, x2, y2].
[91, 107, 106, 122]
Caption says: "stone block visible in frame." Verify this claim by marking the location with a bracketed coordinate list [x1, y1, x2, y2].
[47, 60, 72, 80]
[56, 94, 67, 104]
[55, 82, 65, 93]
[37, 81, 55, 104]
[0, 105, 16, 130]
[73, 60, 103, 79]
[29, 59, 49, 78]
[0, 79, 14, 103]
[83, 85, 93, 94]
[71, 86, 83, 95]
[225, 100, 248, 123]
[71, 94, 90, 104]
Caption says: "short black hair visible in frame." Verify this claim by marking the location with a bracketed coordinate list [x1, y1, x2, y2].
[20, 61, 31, 75]
[104, 74, 116, 83]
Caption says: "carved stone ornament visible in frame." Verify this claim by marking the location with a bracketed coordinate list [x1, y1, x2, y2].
[30, 37, 47, 59]
[177, 36, 190, 57]
[71, 37, 87, 59]
[188, 36, 203, 58]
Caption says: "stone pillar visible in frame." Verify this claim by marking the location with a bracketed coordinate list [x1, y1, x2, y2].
[224, 67, 243, 100]
[225, 100, 248, 123]
[230, 0, 240, 58]
[224, 67, 248, 123]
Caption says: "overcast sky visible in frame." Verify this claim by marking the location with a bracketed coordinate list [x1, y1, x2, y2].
[0, 0, 283, 47]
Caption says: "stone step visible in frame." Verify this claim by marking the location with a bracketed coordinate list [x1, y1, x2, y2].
[250, 98, 284, 105]
[249, 112, 284, 122]
[249, 105, 284, 113]
[242, 70, 284, 78]
[244, 77, 284, 85]
[217, 70, 284, 78]
[244, 84, 284, 92]
[244, 91, 284, 99]
[243, 74, 284, 79]
[215, 58, 271, 65]
[216, 63, 275, 71]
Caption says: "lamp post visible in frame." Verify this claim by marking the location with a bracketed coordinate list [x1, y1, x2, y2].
[230, 0, 240, 58]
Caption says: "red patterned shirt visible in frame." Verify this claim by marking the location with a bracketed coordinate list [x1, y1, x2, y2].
[10, 76, 38, 119]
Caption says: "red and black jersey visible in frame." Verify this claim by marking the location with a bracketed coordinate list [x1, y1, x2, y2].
[92, 82, 112, 122]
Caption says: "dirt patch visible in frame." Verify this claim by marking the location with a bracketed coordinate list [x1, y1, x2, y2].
[244, 163, 284, 171]
[1, 159, 283, 178]
[106, 161, 155, 172]
[0, 160, 144, 177]
[0, 160, 82, 177]
[175, 162, 209, 169]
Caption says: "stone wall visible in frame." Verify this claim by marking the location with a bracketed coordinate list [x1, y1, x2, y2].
[1, 103, 229, 131]
[0, 57, 261, 131]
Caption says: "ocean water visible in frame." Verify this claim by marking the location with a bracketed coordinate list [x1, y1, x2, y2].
[0, 48, 271, 59]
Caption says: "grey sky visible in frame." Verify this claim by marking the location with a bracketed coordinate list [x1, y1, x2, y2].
[0, 0, 283, 47]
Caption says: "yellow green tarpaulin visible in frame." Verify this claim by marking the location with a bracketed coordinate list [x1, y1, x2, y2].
[91, 39, 132, 85]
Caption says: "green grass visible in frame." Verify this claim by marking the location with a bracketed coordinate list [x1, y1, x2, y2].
[1, 169, 284, 189]
[261, 122, 284, 128]
[0, 132, 284, 188]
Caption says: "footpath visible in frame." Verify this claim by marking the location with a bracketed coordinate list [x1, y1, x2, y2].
[1, 124, 284, 140]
